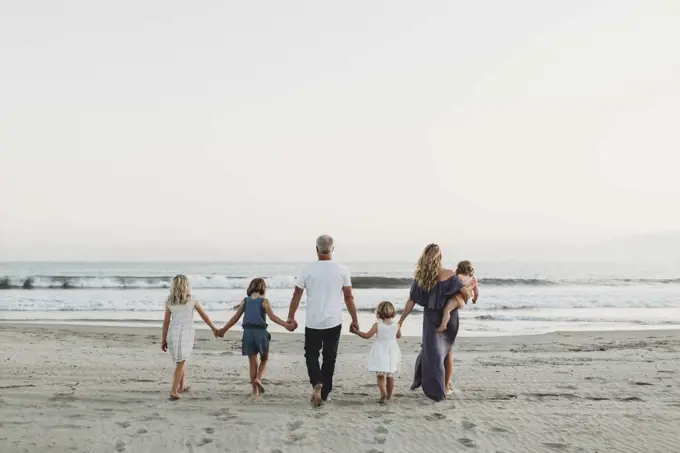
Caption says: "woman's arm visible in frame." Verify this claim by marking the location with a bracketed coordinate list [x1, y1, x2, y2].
[398, 299, 416, 327]
[219, 301, 245, 335]
[195, 302, 218, 334]
[352, 322, 378, 340]
[263, 299, 290, 329]
[161, 307, 171, 351]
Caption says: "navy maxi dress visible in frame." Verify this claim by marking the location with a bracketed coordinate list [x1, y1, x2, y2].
[409, 275, 464, 401]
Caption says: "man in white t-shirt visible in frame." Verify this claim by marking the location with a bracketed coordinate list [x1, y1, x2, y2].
[287, 234, 359, 406]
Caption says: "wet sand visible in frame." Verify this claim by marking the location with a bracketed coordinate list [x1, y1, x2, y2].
[1, 323, 679, 452]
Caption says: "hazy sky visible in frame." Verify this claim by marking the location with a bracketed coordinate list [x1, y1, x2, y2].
[1, 1, 679, 261]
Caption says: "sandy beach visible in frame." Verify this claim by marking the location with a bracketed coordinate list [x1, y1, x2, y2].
[1, 323, 679, 453]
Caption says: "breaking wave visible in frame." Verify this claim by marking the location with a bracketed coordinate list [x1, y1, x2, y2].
[1, 275, 680, 290]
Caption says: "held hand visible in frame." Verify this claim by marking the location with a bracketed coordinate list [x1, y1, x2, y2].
[396, 325, 402, 339]
[162, 340, 168, 352]
[211, 327, 219, 338]
[350, 320, 359, 334]
[217, 328, 227, 338]
[287, 318, 298, 332]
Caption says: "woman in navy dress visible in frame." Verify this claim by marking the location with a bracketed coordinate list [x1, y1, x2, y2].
[397, 244, 470, 401]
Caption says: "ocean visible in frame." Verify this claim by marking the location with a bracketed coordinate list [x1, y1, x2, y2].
[1, 261, 679, 337]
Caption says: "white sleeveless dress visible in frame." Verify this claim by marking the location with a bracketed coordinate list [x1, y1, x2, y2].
[166, 299, 196, 363]
[367, 321, 401, 376]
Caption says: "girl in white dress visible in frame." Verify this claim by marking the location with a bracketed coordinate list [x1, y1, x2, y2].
[351, 301, 401, 404]
[161, 275, 218, 400]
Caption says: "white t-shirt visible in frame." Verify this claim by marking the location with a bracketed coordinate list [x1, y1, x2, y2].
[295, 260, 351, 329]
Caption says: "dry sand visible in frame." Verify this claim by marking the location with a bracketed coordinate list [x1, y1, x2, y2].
[1, 323, 679, 453]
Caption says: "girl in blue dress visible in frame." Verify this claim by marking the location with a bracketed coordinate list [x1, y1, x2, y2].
[217, 278, 292, 398]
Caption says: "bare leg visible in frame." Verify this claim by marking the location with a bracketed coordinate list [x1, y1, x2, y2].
[257, 354, 268, 380]
[386, 376, 395, 400]
[248, 355, 261, 398]
[179, 371, 184, 392]
[377, 375, 388, 404]
[445, 349, 454, 393]
[255, 353, 268, 394]
[437, 296, 464, 333]
[170, 361, 185, 400]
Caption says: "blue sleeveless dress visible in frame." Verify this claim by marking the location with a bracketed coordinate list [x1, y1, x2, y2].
[241, 296, 270, 357]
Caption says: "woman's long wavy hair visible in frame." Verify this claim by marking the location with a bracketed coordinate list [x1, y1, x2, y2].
[414, 244, 443, 291]
[167, 274, 191, 305]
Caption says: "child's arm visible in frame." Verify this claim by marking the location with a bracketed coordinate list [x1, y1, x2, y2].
[218, 300, 245, 336]
[352, 322, 378, 340]
[161, 307, 171, 351]
[195, 301, 218, 335]
[263, 298, 293, 330]
[472, 277, 479, 303]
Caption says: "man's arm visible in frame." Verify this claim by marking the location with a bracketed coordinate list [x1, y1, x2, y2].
[287, 286, 304, 324]
[343, 285, 359, 331]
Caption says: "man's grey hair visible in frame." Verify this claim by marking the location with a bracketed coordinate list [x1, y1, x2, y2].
[316, 235, 334, 254]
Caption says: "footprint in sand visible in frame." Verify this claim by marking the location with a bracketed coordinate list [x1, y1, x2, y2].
[491, 427, 509, 433]
[376, 425, 389, 434]
[203, 427, 215, 434]
[136, 428, 148, 435]
[461, 421, 476, 430]
[425, 412, 447, 421]
[196, 438, 213, 447]
[458, 438, 476, 448]
[542, 443, 568, 450]
[284, 432, 307, 444]
[115, 440, 126, 452]
[374, 435, 387, 444]
[287, 420, 304, 431]
[116, 421, 131, 429]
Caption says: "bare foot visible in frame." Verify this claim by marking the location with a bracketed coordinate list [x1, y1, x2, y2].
[435, 324, 447, 333]
[378, 397, 387, 405]
[254, 379, 265, 395]
[180, 385, 190, 393]
[310, 384, 323, 407]
[169, 392, 180, 401]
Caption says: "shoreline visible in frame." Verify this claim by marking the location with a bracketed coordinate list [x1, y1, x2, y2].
[3, 318, 680, 339]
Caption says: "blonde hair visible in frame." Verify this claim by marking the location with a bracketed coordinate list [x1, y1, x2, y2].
[414, 244, 443, 292]
[456, 260, 474, 276]
[376, 301, 396, 320]
[166, 274, 191, 305]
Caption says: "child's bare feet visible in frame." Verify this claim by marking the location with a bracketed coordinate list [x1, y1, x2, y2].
[310, 384, 323, 407]
[435, 324, 447, 333]
[169, 392, 180, 400]
[254, 379, 265, 395]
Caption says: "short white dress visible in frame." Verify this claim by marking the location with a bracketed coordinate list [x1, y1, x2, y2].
[367, 321, 401, 377]
[166, 298, 196, 363]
